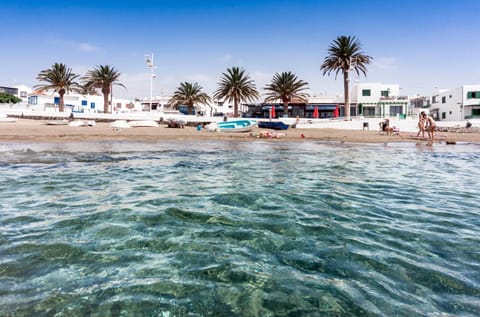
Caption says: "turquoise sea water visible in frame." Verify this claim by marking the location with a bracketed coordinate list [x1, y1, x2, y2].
[0, 140, 479, 317]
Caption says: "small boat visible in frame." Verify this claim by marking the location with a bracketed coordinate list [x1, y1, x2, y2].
[45, 119, 69, 125]
[217, 119, 256, 132]
[111, 120, 131, 128]
[129, 120, 159, 128]
[0, 114, 17, 123]
[68, 120, 87, 127]
[257, 121, 289, 130]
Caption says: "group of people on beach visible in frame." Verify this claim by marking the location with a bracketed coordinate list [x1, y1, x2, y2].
[416, 111, 436, 141]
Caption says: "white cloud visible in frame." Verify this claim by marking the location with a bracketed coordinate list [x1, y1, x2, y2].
[251, 71, 273, 89]
[77, 42, 98, 52]
[373, 57, 398, 70]
[52, 39, 100, 52]
[219, 53, 233, 62]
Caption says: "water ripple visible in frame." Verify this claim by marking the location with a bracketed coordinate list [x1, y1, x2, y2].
[0, 141, 479, 316]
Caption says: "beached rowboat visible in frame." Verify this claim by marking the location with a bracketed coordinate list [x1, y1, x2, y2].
[129, 120, 159, 128]
[257, 121, 289, 130]
[216, 119, 257, 132]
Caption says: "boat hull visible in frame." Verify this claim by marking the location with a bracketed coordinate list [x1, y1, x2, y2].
[217, 120, 256, 132]
[258, 121, 289, 130]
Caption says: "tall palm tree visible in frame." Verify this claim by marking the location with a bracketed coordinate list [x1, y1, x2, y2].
[34, 63, 81, 112]
[320, 35, 372, 120]
[264, 71, 309, 118]
[82, 65, 125, 113]
[168, 82, 211, 115]
[78, 83, 99, 96]
[214, 67, 259, 117]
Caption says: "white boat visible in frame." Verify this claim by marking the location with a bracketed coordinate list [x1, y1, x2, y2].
[205, 122, 218, 132]
[68, 120, 87, 127]
[217, 119, 256, 132]
[111, 120, 131, 128]
[0, 114, 17, 123]
[129, 120, 159, 128]
[45, 119, 68, 125]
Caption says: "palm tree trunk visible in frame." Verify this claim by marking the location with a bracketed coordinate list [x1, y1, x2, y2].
[234, 97, 238, 117]
[103, 93, 109, 113]
[284, 101, 288, 118]
[59, 92, 65, 112]
[343, 70, 350, 120]
[189, 103, 193, 115]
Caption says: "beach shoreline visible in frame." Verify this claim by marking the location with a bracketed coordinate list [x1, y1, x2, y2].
[1, 118, 480, 144]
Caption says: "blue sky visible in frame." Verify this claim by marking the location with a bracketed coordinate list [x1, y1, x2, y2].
[2, 0, 480, 100]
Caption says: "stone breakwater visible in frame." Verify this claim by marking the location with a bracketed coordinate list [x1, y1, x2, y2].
[436, 126, 480, 133]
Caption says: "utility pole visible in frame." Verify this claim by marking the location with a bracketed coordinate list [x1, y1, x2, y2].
[145, 53, 155, 112]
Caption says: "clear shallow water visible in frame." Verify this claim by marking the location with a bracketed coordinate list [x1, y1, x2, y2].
[0, 140, 479, 317]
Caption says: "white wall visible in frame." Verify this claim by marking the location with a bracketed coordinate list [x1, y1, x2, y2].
[28, 92, 140, 113]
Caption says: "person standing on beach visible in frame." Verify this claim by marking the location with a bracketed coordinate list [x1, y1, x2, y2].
[416, 111, 426, 138]
[423, 113, 436, 142]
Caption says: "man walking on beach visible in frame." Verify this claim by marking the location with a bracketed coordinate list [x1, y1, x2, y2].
[423, 113, 436, 142]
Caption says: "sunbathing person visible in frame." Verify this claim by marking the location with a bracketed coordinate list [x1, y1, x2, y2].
[380, 118, 394, 135]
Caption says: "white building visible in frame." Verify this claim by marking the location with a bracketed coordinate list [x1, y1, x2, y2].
[352, 83, 409, 118]
[0, 85, 31, 103]
[140, 95, 235, 116]
[28, 91, 141, 113]
[431, 85, 480, 121]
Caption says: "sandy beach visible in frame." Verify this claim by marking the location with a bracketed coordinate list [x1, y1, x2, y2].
[1, 118, 480, 143]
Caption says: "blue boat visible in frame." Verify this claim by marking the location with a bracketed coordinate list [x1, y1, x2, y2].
[216, 119, 257, 132]
[257, 121, 289, 130]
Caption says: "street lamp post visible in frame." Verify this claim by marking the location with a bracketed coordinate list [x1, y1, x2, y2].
[145, 53, 155, 112]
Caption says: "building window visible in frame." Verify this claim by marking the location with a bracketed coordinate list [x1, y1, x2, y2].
[389, 105, 403, 116]
[381, 90, 389, 97]
[29, 96, 38, 105]
[20, 91, 27, 98]
[472, 109, 480, 116]
[467, 91, 480, 99]
[442, 112, 446, 119]
[442, 96, 446, 103]
[363, 106, 375, 117]
[432, 96, 438, 103]
[362, 89, 371, 96]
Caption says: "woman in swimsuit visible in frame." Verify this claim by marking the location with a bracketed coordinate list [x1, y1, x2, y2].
[416, 111, 426, 138]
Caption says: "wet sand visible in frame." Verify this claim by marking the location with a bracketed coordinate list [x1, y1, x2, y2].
[1, 119, 480, 144]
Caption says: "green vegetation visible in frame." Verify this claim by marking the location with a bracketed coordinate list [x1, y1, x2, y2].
[82, 65, 125, 113]
[34, 63, 81, 112]
[264, 71, 309, 117]
[214, 67, 259, 117]
[168, 82, 212, 115]
[0, 93, 22, 104]
[321, 35, 372, 119]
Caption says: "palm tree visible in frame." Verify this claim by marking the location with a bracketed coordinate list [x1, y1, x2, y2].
[264, 71, 309, 118]
[78, 83, 99, 96]
[320, 35, 373, 120]
[168, 82, 211, 115]
[214, 67, 259, 117]
[34, 63, 81, 112]
[82, 65, 125, 113]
